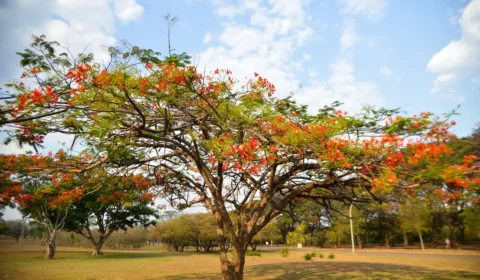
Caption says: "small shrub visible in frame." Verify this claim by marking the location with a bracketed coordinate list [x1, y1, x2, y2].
[318, 253, 324, 258]
[328, 253, 335, 259]
[311, 252, 316, 257]
[280, 247, 290, 257]
[246, 250, 262, 257]
[304, 253, 313, 260]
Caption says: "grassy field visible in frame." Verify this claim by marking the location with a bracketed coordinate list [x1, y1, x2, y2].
[1, 239, 479, 279]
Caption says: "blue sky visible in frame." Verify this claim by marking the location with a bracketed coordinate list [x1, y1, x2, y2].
[1, 0, 479, 219]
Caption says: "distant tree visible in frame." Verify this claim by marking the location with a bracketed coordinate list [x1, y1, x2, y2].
[63, 172, 157, 256]
[4, 219, 24, 241]
[190, 213, 217, 252]
[462, 203, 480, 240]
[250, 221, 282, 250]
[286, 224, 306, 247]
[398, 199, 431, 250]
[122, 228, 149, 250]
[153, 215, 195, 251]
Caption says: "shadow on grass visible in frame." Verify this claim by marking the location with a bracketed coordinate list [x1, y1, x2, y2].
[97, 251, 193, 259]
[157, 262, 480, 280]
[162, 274, 221, 280]
[245, 261, 480, 280]
[4, 250, 195, 260]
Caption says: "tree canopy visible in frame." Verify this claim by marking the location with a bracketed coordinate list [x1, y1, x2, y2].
[0, 35, 478, 280]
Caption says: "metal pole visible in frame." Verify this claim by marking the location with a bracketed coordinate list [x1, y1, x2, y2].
[349, 203, 355, 253]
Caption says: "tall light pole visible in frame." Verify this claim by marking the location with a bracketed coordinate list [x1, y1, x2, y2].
[349, 201, 355, 253]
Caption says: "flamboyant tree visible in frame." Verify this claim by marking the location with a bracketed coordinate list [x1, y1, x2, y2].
[0, 152, 86, 259]
[2, 36, 479, 279]
[63, 171, 157, 256]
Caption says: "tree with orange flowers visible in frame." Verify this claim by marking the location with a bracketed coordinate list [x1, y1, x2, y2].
[2, 36, 479, 279]
[3, 152, 86, 259]
[63, 171, 157, 256]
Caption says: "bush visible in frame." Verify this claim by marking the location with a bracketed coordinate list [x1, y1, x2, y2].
[318, 253, 324, 258]
[328, 253, 335, 259]
[304, 253, 313, 260]
[246, 250, 262, 257]
[104, 228, 148, 250]
[311, 252, 316, 257]
[280, 247, 290, 257]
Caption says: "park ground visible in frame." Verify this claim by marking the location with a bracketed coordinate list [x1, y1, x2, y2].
[0, 239, 479, 280]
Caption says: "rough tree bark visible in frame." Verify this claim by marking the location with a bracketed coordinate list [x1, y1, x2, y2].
[218, 237, 247, 280]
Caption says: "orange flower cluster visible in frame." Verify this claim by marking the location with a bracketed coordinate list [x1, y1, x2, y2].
[66, 64, 91, 83]
[371, 169, 398, 192]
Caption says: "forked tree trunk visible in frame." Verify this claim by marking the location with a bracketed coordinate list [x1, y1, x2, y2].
[92, 241, 105, 256]
[416, 229, 425, 251]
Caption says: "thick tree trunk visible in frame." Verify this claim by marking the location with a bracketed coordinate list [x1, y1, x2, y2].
[45, 241, 55, 259]
[92, 241, 104, 256]
[219, 245, 246, 280]
[402, 230, 409, 247]
[385, 234, 391, 248]
[417, 229, 425, 251]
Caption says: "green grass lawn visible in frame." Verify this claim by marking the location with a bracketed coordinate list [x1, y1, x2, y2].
[0, 239, 479, 279]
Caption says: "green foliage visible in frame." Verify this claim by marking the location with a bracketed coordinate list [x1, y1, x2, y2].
[286, 224, 306, 247]
[246, 251, 262, 257]
[251, 220, 282, 250]
[104, 228, 149, 250]
[151, 213, 217, 252]
[280, 247, 290, 257]
[328, 253, 335, 259]
[318, 253, 324, 258]
[462, 203, 480, 240]
[304, 253, 313, 260]
[398, 198, 431, 234]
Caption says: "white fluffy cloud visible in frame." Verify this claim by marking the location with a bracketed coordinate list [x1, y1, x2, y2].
[340, 20, 358, 51]
[298, 2, 383, 115]
[0, 0, 144, 84]
[199, 0, 312, 96]
[203, 32, 214, 43]
[113, 0, 144, 22]
[199, 0, 383, 115]
[299, 59, 382, 114]
[427, 0, 480, 95]
[340, 0, 387, 20]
